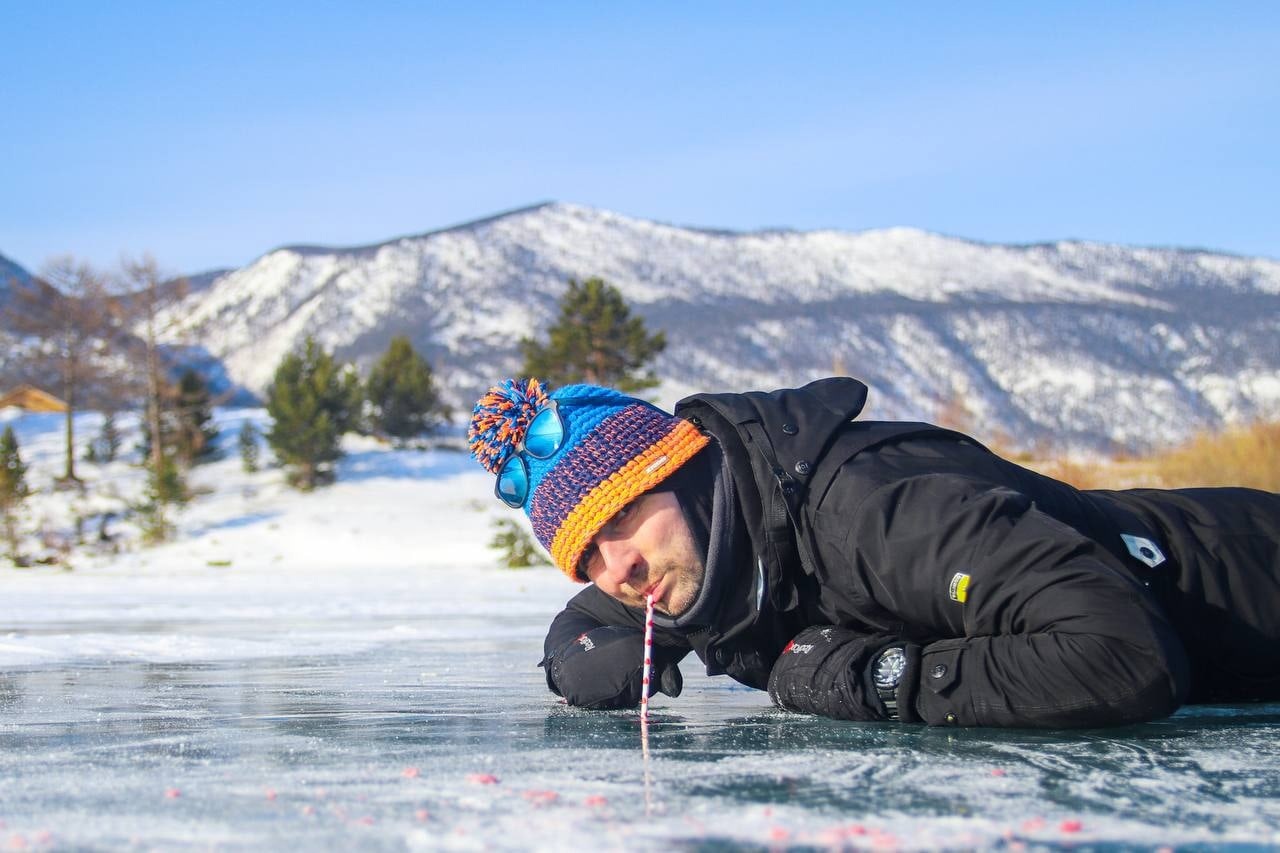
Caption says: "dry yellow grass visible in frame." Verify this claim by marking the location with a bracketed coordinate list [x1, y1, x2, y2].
[1028, 420, 1280, 492]
[1145, 419, 1280, 491]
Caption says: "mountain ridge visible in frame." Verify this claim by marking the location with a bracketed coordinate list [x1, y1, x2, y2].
[4, 204, 1278, 452]
[256, 202, 1279, 264]
[157, 202, 1280, 452]
[276, 202, 562, 258]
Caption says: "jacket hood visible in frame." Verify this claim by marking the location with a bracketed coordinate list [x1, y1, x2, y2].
[666, 377, 872, 673]
[675, 376, 869, 453]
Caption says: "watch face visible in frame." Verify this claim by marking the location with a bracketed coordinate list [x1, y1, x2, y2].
[874, 647, 907, 689]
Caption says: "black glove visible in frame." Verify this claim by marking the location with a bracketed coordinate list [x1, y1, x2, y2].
[767, 625, 921, 722]
[542, 625, 683, 710]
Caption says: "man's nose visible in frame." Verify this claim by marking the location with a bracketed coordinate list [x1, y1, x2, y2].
[595, 538, 641, 590]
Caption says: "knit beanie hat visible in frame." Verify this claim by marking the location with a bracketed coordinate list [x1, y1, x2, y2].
[468, 378, 708, 581]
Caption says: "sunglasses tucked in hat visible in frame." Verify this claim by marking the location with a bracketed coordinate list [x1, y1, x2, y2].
[468, 378, 708, 580]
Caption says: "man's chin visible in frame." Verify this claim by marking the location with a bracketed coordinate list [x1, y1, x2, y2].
[661, 580, 700, 618]
[652, 562, 706, 618]
[655, 591, 684, 617]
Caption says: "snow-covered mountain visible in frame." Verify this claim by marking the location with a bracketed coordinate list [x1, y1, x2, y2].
[4, 204, 1274, 452]
[0, 251, 33, 304]
[0, 253, 37, 380]
[160, 202, 1280, 452]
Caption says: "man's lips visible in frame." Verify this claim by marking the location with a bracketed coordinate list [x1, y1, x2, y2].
[643, 575, 668, 608]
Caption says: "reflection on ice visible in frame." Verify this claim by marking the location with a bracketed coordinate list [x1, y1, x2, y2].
[3, 575, 1280, 849]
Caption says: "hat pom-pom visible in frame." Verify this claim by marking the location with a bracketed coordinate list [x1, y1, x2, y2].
[468, 378, 551, 473]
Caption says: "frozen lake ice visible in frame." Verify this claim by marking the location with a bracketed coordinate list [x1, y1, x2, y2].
[2, 414, 1278, 850]
[4, 564, 1280, 851]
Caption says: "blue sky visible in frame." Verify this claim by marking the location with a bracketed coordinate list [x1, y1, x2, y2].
[3, 2, 1278, 274]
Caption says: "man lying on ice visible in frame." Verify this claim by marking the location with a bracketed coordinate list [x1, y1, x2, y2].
[467, 377, 1280, 728]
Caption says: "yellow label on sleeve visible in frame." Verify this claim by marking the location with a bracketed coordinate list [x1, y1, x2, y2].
[948, 572, 971, 604]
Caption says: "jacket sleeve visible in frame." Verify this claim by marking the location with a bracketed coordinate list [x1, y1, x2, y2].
[540, 584, 693, 709]
[821, 473, 1191, 727]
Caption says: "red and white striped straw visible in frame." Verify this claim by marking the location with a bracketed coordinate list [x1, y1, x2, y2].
[640, 593, 655, 722]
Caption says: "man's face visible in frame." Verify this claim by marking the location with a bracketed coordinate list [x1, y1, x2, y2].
[580, 491, 706, 616]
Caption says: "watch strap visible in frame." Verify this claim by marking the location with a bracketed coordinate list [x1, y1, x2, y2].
[877, 684, 899, 720]
[872, 646, 908, 721]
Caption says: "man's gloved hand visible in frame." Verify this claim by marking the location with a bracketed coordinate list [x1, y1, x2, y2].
[767, 625, 921, 722]
[543, 625, 683, 710]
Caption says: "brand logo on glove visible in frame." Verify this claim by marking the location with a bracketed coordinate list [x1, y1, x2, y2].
[788, 642, 815, 655]
[576, 633, 595, 652]
[948, 572, 971, 603]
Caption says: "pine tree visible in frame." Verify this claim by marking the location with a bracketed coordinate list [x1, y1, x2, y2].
[0, 426, 31, 565]
[266, 337, 357, 490]
[173, 369, 219, 466]
[238, 421, 261, 473]
[520, 277, 666, 393]
[135, 453, 188, 544]
[136, 372, 218, 468]
[93, 413, 122, 463]
[365, 336, 447, 443]
[131, 383, 189, 545]
[488, 517, 552, 569]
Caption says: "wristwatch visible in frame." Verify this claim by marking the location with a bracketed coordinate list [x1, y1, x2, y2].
[872, 646, 908, 720]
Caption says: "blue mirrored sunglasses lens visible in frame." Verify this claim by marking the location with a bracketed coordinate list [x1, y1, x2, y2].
[496, 456, 529, 507]
[524, 406, 564, 460]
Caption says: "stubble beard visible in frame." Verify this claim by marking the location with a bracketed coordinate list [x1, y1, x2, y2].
[658, 550, 706, 616]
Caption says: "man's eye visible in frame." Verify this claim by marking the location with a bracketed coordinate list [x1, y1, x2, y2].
[612, 504, 634, 525]
[598, 506, 629, 537]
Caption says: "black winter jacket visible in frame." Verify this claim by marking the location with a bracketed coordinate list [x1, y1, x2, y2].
[541, 378, 1280, 727]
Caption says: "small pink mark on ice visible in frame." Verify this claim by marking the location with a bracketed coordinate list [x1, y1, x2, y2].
[522, 790, 558, 805]
[301, 806, 316, 817]
[414, 809, 430, 822]
[991, 768, 1007, 776]
[264, 789, 277, 801]
[583, 795, 607, 808]
[1060, 819, 1084, 833]
[768, 827, 789, 841]
[466, 773, 500, 785]
[1022, 818, 1046, 832]
[164, 789, 181, 800]
[7, 836, 28, 851]
[356, 816, 375, 826]
[402, 767, 420, 779]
